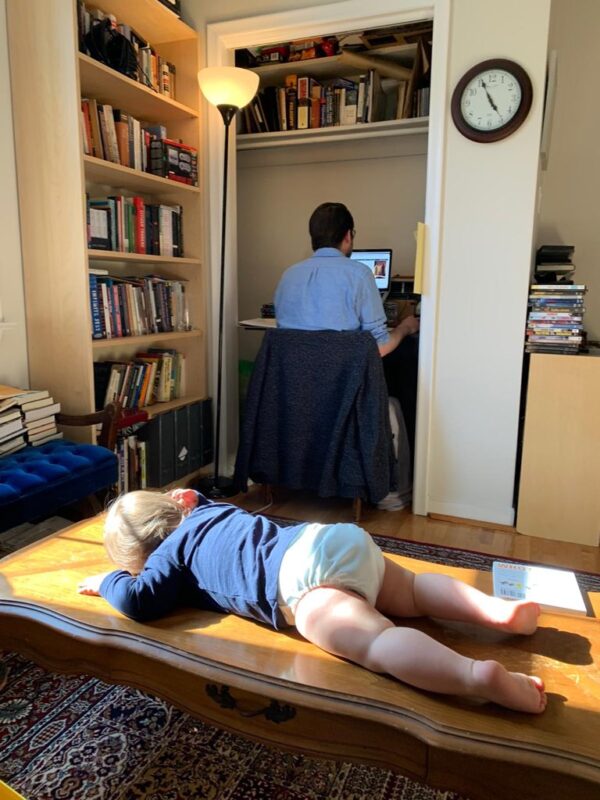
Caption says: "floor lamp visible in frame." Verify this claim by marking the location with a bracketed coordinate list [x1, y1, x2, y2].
[197, 66, 259, 499]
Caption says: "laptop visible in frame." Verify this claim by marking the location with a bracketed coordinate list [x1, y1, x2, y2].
[349, 249, 392, 297]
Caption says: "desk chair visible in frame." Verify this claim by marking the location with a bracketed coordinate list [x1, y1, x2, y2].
[234, 329, 396, 520]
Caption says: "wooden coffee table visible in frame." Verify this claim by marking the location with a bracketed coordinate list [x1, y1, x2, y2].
[0, 516, 598, 800]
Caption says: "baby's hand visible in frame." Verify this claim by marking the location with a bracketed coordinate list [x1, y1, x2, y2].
[77, 573, 111, 596]
[169, 488, 199, 513]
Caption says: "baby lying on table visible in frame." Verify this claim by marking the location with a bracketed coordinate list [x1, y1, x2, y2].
[78, 488, 546, 714]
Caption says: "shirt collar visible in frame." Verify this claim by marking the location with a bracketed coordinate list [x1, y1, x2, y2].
[313, 247, 345, 258]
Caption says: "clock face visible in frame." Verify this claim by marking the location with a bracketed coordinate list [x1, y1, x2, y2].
[460, 69, 522, 131]
[451, 59, 533, 143]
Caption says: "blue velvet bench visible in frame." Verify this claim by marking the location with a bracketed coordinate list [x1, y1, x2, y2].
[0, 440, 118, 533]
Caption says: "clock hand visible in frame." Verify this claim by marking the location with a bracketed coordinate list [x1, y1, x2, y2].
[481, 79, 501, 116]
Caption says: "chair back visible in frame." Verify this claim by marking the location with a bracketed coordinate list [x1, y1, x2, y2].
[235, 329, 396, 504]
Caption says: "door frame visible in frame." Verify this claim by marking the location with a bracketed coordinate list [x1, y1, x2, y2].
[204, 0, 452, 515]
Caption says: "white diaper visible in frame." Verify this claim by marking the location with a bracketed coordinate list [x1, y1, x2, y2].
[277, 522, 385, 625]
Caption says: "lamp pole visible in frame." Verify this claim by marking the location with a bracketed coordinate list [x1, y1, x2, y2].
[209, 104, 237, 497]
[196, 68, 258, 499]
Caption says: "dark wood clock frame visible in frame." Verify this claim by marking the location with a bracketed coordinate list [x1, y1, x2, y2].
[451, 58, 533, 143]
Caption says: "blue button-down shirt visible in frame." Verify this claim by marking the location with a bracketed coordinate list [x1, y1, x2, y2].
[274, 247, 390, 345]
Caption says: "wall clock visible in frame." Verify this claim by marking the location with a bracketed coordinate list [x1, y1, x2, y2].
[451, 59, 533, 143]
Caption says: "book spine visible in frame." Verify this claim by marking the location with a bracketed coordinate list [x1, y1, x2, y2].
[133, 196, 146, 254]
[89, 274, 104, 339]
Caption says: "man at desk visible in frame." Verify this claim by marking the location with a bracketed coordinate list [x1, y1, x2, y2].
[274, 202, 419, 508]
[274, 202, 420, 357]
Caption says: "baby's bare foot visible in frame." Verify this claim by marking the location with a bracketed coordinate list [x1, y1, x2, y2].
[483, 598, 540, 635]
[471, 659, 547, 713]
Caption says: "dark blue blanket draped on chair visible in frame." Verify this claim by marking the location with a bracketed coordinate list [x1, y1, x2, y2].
[234, 329, 396, 504]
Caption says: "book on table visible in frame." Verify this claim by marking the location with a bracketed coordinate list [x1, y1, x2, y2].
[492, 561, 588, 616]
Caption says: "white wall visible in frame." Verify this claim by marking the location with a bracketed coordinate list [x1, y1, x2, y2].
[237, 135, 427, 363]
[425, 0, 550, 524]
[0, 0, 28, 388]
[537, 0, 600, 340]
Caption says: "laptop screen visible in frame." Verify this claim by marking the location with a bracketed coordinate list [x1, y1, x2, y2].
[350, 249, 392, 293]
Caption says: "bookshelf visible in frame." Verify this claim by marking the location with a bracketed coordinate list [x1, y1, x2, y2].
[236, 30, 431, 151]
[6, 0, 206, 456]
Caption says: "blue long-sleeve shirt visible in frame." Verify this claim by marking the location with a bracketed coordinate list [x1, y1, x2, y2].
[99, 496, 305, 629]
[274, 247, 390, 345]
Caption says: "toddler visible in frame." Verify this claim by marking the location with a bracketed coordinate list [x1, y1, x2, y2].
[78, 488, 546, 714]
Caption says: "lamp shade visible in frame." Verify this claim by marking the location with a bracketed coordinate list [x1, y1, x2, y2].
[198, 66, 259, 110]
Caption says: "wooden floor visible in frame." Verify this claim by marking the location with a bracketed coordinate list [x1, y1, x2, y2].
[231, 485, 600, 575]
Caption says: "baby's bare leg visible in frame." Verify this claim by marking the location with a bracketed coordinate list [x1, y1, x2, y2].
[376, 558, 540, 635]
[294, 586, 546, 713]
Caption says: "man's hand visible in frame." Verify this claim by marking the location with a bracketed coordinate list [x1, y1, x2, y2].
[398, 315, 420, 337]
[77, 573, 111, 596]
[379, 314, 420, 357]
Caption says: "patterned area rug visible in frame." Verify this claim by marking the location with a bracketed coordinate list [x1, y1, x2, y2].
[0, 652, 465, 800]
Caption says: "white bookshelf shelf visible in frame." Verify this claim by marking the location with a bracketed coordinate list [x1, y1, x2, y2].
[250, 43, 418, 86]
[92, 330, 202, 350]
[83, 0, 197, 44]
[84, 155, 201, 196]
[237, 116, 428, 150]
[79, 54, 198, 124]
[88, 250, 201, 267]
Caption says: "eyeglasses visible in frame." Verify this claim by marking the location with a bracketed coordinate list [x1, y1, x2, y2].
[351, 229, 356, 238]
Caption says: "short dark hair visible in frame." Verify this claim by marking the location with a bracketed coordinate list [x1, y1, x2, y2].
[309, 202, 354, 250]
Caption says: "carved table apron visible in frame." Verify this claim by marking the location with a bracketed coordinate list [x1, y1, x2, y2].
[0, 516, 598, 800]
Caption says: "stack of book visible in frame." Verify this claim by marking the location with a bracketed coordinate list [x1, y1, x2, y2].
[535, 244, 576, 283]
[525, 283, 587, 354]
[0, 397, 27, 456]
[0, 388, 62, 453]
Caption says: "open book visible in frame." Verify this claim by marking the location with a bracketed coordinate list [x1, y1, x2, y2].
[492, 561, 588, 616]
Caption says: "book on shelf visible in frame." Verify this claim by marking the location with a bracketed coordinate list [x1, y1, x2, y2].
[89, 273, 190, 340]
[77, 1, 178, 98]
[492, 561, 588, 616]
[95, 349, 186, 410]
[87, 196, 184, 257]
[81, 102, 196, 184]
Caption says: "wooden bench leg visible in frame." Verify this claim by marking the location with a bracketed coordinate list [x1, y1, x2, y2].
[353, 497, 362, 523]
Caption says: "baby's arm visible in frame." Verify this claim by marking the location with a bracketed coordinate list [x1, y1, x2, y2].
[79, 554, 184, 621]
[78, 573, 112, 595]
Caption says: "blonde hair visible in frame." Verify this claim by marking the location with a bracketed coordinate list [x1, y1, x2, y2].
[104, 490, 185, 574]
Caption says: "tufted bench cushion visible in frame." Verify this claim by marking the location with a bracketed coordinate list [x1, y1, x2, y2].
[0, 440, 118, 532]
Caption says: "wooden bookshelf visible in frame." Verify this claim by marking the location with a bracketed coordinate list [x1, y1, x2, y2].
[6, 0, 206, 464]
[237, 32, 431, 149]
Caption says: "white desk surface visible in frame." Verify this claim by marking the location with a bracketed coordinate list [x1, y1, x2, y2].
[238, 318, 277, 329]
